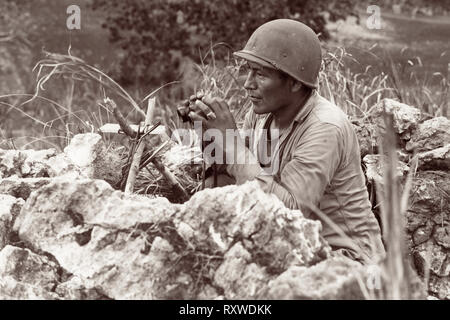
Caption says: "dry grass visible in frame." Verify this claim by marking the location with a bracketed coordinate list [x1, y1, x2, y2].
[319, 47, 449, 120]
[1, 46, 446, 299]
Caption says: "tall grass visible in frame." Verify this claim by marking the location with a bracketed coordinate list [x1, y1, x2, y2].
[319, 47, 449, 119]
[0, 46, 444, 299]
[375, 112, 418, 299]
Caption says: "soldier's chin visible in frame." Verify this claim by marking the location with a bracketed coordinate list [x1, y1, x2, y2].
[251, 100, 266, 114]
[253, 106, 268, 115]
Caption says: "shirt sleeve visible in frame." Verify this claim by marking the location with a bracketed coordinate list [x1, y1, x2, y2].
[227, 123, 343, 217]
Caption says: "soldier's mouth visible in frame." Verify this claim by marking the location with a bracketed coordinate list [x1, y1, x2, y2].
[249, 96, 262, 102]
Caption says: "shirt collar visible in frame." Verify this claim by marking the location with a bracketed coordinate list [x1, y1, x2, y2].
[292, 90, 318, 125]
[258, 90, 319, 130]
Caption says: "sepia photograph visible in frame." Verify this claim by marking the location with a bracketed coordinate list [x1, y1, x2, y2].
[0, 0, 449, 307]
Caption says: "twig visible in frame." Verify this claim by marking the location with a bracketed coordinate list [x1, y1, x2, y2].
[125, 98, 155, 194]
[150, 155, 189, 201]
[108, 97, 189, 200]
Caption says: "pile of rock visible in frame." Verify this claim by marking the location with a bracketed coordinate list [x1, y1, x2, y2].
[355, 99, 450, 299]
[0, 132, 378, 300]
[1, 97, 446, 299]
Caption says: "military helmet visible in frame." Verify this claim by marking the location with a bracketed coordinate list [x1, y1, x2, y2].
[234, 19, 322, 89]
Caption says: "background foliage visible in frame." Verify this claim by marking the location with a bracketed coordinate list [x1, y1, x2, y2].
[91, 0, 358, 87]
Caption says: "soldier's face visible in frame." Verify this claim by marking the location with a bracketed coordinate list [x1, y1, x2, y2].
[243, 61, 292, 115]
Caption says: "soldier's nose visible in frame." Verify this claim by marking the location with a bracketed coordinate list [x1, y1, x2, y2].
[244, 71, 257, 91]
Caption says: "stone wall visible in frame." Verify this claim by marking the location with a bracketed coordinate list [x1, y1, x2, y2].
[358, 99, 450, 299]
[1, 98, 447, 299]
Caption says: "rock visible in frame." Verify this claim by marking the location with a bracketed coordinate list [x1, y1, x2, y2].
[369, 99, 421, 140]
[432, 213, 449, 225]
[0, 177, 51, 200]
[406, 117, 450, 153]
[405, 211, 429, 233]
[434, 225, 450, 249]
[55, 275, 111, 300]
[11, 177, 191, 299]
[352, 120, 377, 158]
[55, 133, 123, 186]
[363, 154, 409, 185]
[413, 243, 449, 277]
[0, 148, 56, 179]
[176, 181, 330, 273]
[0, 276, 59, 300]
[418, 144, 450, 171]
[0, 135, 125, 187]
[213, 242, 269, 299]
[429, 276, 450, 300]
[45, 153, 82, 178]
[12, 177, 331, 299]
[409, 171, 450, 218]
[20, 149, 57, 177]
[0, 245, 60, 299]
[412, 220, 434, 245]
[263, 256, 365, 299]
[0, 195, 24, 249]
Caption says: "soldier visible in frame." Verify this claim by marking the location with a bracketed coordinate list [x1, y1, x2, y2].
[188, 19, 385, 264]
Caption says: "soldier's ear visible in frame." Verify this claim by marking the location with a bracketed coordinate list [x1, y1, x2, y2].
[290, 79, 303, 93]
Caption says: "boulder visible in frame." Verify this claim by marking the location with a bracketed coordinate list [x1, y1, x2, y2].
[12, 177, 330, 299]
[176, 181, 330, 273]
[0, 245, 60, 299]
[12, 177, 177, 299]
[405, 211, 429, 233]
[263, 256, 365, 299]
[406, 117, 450, 153]
[434, 225, 450, 249]
[213, 242, 269, 299]
[47, 133, 123, 186]
[407, 170, 450, 300]
[0, 177, 51, 200]
[0, 148, 56, 179]
[0, 135, 125, 187]
[418, 144, 450, 171]
[413, 243, 449, 277]
[352, 120, 377, 158]
[0, 195, 24, 249]
[369, 99, 422, 141]
[0, 276, 59, 300]
[408, 171, 450, 218]
[363, 154, 409, 186]
[55, 276, 115, 300]
[429, 277, 450, 300]
[412, 220, 434, 245]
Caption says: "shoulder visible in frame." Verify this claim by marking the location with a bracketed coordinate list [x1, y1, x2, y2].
[309, 94, 350, 130]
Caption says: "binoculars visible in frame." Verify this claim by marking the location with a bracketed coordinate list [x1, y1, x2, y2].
[176, 94, 205, 123]
[176, 99, 195, 123]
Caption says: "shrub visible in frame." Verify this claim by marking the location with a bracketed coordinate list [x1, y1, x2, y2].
[91, 0, 358, 87]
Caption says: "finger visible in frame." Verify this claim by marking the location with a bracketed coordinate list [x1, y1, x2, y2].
[188, 111, 206, 123]
[194, 99, 215, 119]
[200, 95, 222, 114]
[205, 110, 216, 120]
[196, 90, 205, 100]
[189, 91, 205, 103]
